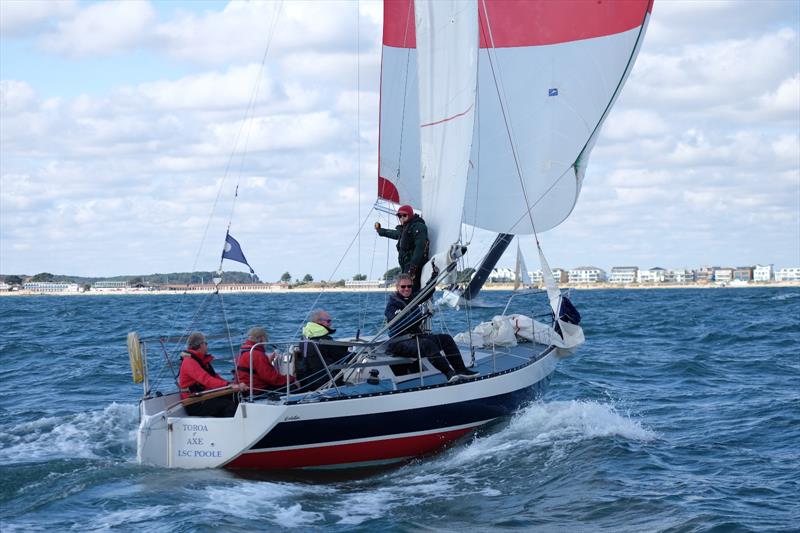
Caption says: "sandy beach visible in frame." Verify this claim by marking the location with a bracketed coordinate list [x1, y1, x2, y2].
[2, 281, 798, 297]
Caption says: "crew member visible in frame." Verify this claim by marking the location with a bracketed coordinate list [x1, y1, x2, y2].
[297, 309, 350, 390]
[375, 204, 429, 293]
[236, 327, 295, 394]
[178, 332, 245, 417]
[384, 274, 478, 382]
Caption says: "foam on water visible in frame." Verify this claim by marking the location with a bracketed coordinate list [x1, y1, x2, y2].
[333, 473, 460, 525]
[770, 291, 799, 300]
[83, 505, 172, 531]
[202, 481, 331, 526]
[0, 403, 138, 464]
[447, 400, 656, 468]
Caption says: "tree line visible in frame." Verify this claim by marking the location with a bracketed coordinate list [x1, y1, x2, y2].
[2, 267, 475, 287]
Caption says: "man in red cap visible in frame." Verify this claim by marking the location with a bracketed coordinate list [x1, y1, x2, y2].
[375, 205, 429, 293]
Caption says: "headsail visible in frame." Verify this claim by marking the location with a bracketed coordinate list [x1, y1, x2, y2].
[378, 0, 653, 235]
[414, 0, 478, 282]
[513, 241, 531, 291]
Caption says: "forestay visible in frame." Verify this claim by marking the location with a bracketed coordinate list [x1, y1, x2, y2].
[378, 0, 653, 234]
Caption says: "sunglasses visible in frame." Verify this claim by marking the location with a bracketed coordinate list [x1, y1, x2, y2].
[397, 213, 408, 219]
[399, 284, 413, 289]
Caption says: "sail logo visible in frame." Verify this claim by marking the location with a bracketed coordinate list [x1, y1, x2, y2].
[548, 88, 559, 97]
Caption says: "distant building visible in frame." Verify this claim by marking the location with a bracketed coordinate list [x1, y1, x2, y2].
[776, 267, 800, 282]
[23, 282, 80, 293]
[344, 280, 387, 289]
[0, 282, 11, 292]
[668, 269, 695, 283]
[754, 264, 774, 282]
[92, 280, 130, 291]
[637, 267, 667, 283]
[733, 267, 754, 282]
[528, 270, 544, 284]
[714, 268, 734, 283]
[552, 269, 569, 283]
[568, 267, 606, 283]
[696, 266, 717, 284]
[489, 267, 515, 283]
[609, 266, 638, 284]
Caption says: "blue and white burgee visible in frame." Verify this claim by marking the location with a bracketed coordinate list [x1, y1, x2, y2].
[222, 233, 255, 273]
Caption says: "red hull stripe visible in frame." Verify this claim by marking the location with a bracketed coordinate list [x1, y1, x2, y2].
[225, 426, 474, 470]
[384, 0, 653, 49]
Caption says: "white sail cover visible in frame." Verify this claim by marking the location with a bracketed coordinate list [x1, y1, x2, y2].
[378, 0, 653, 234]
[414, 0, 478, 280]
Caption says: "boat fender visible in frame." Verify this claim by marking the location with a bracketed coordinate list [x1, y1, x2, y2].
[127, 332, 144, 384]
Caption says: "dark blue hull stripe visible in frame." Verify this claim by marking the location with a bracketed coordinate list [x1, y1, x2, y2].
[250, 377, 550, 450]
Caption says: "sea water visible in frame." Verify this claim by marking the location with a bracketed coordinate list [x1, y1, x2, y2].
[1, 288, 798, 531]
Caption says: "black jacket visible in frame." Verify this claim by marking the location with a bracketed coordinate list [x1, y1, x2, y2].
[377, 214, 429, 273]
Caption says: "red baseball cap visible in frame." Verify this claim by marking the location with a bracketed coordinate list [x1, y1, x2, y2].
[396, 205, 414, 218]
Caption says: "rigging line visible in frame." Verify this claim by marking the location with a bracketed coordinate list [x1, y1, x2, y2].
[226, 1, 286, 233]
[216, 291, 239, 385]
[168, 2, 283, 340]
[479, 0, 540, 245]
[191, 1, 284, 275]
[465, 81, 480, 246]
[357, 0, 364, 332]
[291, 205, 379, 341]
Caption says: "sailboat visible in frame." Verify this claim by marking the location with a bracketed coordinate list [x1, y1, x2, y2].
[134, 0, 652, 470]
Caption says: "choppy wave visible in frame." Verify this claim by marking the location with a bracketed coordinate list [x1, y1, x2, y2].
[0, 403, 138, 464]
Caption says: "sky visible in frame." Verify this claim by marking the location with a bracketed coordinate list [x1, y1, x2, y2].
[1, 0, 798, 282]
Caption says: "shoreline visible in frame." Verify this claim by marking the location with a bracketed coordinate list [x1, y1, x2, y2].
[2, 281, 798, 296]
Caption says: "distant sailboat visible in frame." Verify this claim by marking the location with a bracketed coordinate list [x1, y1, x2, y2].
[133, 0, 652, 470]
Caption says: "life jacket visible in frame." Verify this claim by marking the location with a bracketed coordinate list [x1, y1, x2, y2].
[236, 340, 264, 374]
[182, 351, 219, 394]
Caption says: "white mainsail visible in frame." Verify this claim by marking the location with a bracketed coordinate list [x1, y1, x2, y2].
[414, 0, 478, 283]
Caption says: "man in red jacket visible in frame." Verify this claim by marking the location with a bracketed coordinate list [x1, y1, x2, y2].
[236, 327, 295, 394]
[178, 332, 246, 417]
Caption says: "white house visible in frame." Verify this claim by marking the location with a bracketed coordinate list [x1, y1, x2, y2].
[638, 267, 667, 283]
[23, 282, 80, 293]
[489, 267, 516, 282]
[568, 267, 606, 283]
[528, 270, 544, 284]
[713, 268, 734, 283]
[610, 266, 638, 284]
[776, 267, 800, 282]
[754, 264, 774, 282]
[668, 269, 694, 283]
[92, 280, 130, 292]
[0, 282, 11, 292]
[552, 269, 569, 283]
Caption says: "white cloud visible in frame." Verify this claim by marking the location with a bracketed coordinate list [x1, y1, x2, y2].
[0, 80, 37, 114]
[155, 1, 374, 67]
[757, 73, 800, 116]
[40, 1, 155, 57]
[0, 0, 77, 36]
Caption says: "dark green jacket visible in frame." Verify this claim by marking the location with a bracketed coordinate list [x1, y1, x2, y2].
[378, 214, 429, 273]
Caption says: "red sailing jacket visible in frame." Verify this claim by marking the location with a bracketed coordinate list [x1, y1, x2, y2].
[178, 349, 230, 399]
[236, 340, 294, 392]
